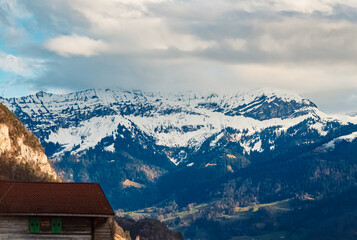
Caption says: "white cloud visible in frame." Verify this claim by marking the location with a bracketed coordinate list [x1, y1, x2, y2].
[44, 35, 107, 57]
[0, 51, 45, 77]
[234, 0, 335, 14]
[107, 18, 215, 52]
[66, 0, 214, 52]
[224, 39, 247, 51]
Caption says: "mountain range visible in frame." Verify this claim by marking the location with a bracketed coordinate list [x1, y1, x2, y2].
[2, 88, 355, 161]
[1, 88, 356, 239]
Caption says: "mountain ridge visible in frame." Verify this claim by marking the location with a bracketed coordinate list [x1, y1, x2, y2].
[1, 88, 352, 162]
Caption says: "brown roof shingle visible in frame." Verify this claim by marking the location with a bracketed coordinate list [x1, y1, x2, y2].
[0, 182, 114, 216]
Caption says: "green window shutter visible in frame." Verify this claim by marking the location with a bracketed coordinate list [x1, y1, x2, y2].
[29, 217, 40, 233]
[52, 217, 62, 233]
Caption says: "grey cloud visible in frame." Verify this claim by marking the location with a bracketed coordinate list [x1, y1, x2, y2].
[147, 3, 357, 65]
[23, 56, 141, 91]
[324, 4, 357, 22]
[0, 1, 15, 26]
[306, 89, 357, 114]
[0, 6, 10, 26]
[20, 0, 90, 36]
[19, 52, 238, 94]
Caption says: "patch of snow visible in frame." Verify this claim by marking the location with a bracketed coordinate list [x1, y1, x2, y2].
[322, 131, 357, 150]
[167, 156, 180, 166]
[251, 140, 263, 152]
[105, 144, 115, 152]
[210, 132, 225, 147]
[310, 122, 328, 136]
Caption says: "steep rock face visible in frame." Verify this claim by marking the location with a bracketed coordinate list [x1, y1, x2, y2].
[224, 94, 316, 120]
[0, 103, 57, 181]
[0, 124, 12, 154]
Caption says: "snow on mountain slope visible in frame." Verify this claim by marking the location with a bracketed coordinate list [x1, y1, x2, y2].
[321, 131, 357, 151]
[47, 115, 133, 157]
[1, 88, 355, 163]
[128, 110, 316, 149]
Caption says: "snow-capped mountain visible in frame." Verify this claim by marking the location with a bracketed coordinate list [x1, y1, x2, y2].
[2, 88, 357, 240]
[1, 88, 355, 165]
[2, 88, 357, 210]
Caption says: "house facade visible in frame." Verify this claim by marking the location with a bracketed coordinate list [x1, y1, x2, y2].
[0, 182, 115, 240]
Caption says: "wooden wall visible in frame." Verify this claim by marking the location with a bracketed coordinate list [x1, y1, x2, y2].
[93, 217, 113, 240]
[0, 216, 113, 240]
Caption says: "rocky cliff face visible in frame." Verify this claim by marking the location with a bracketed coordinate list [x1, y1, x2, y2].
[0, 103, 57, 181]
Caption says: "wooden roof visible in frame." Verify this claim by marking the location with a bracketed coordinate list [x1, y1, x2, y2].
[0, 182, 114, 217]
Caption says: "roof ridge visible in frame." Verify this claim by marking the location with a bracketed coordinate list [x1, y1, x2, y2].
[0, 181, 99, 185]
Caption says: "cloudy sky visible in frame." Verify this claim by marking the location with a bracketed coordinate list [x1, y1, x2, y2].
[1, 0, 357, 113]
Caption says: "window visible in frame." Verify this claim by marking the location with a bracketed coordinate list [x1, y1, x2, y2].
[40, 217, 51, 232]
[29, 217, 62, 234]
[51, 217, 62, 233]
[29, 217, 40, 233]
